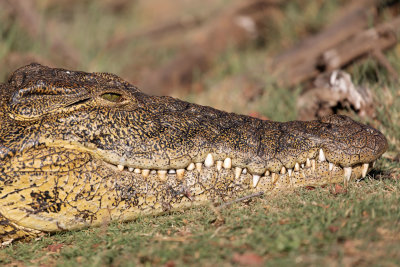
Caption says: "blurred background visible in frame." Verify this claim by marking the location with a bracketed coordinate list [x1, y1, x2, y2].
[0, 0, 399, 123]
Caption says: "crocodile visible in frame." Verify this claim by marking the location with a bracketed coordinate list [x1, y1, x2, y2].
[0, 63, 388, 246]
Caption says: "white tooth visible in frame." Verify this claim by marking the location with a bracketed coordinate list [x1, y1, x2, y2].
[372, 161, 376, 168]
[235, 167, 242, 179]
[204, 153, 214, 167]
[265, 170, 270, 176]
[329, 163, 334, 171]
[134, 168, 141, 174]
[361, 163, 369, 178]
[319, 149, 326, 162]
[196, 163, 202, 172]
[223, 158, 232, 169]
[242, 168, 247, 174]
[272, 173, 279, 183]
[280, 166, 286, 174]
[158, 170, 167, 181]
[306, 158, 311, 167]
[288, 169, 292, 177]
[128, 167, 134, 172]
[117, 165, 124, 171]
[142, 169, 150, 178]
[311, 159, 316, 172]
[187, 163, 195, 171]
[216, 160, 223, 171]
[343, 167, 352, 182]
[252, 175, 261, 188]
[294, 163, 300, 172]
[151, 170, 157, 174]
[176, 169, 185, 180]
[301, 163, 305, 168]
[168, 169, 176, 174]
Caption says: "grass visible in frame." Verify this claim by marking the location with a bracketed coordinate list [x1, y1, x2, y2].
[1, 0, 400, 266]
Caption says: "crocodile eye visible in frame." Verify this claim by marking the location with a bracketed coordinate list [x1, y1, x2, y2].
[101, 93, 123, 103]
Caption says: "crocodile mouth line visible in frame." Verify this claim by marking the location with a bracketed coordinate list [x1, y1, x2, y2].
[106, 148, 373, 188]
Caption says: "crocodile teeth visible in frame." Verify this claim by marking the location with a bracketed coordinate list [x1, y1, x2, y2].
[280, 166, 286, 174]
[176, 169, 185, 180]
[235, 167, 242, 179]
[272, 173, 279, 184]
[294, 163, 300, 172]
[128, 167, 134, 172]
[196, 163, 202, 172]
[168, 169, 176, 174]
[204, 153, 214, 167]
[329, 162, 334, 171]
[288, 169, 292, 177]
[343, 167, 352, 182]
[311, 159, 316, 172]
[306, 158, 311, 168]
[361, 163, 369, 178]
[216, 160, 223, 171]
[134, 168, 141, 174]
[252, 175, 261, 188]
[117, 164, 124, 171]
[223, 158, 232, 169]
[158, 170, 167, 181]
[319, 149, 326, 162]
[265, 170, 270, 176]
[301, 163, 305, 168]
[187, 163, 195, 171]
[242, 168, 247, 174]
[142, 169, 150, 178]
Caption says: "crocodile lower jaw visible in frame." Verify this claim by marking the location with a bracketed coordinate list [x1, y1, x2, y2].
[106, 148, 373, 189]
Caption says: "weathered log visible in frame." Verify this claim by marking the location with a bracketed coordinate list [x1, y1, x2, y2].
[273, 15, 400, 87]
[318, 16, 400, 71]
[267, 0, 400, 87]
[271, 0, 378, 81]
[297, 70, 375, 121]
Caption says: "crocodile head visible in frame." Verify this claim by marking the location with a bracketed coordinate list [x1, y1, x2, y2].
[0, 64, 388, 244]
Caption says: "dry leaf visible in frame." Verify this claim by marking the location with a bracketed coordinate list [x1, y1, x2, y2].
[232, 252, 264, 266]
[164, 260, 176, 267]
[46, 243, 64, 252]
[330, 184, 347, 195]
[328, 225, 339, 233]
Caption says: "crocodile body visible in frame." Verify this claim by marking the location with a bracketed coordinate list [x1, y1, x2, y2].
[0, 64, 388, 246]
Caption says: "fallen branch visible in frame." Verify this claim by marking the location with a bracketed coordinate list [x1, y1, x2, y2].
[270, 0, 400, 87]
[271, 0, 378, 84]
[217, 191, 264, 210]
[371, 49, 399, 80]
[318, 17, 400, 71]
[274, 15, 400, 87]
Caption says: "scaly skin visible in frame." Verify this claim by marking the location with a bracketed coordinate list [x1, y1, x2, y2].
[0, 64, 388, 246]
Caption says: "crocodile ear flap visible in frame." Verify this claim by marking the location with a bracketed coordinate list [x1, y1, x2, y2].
[9, 81, 90, 121]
